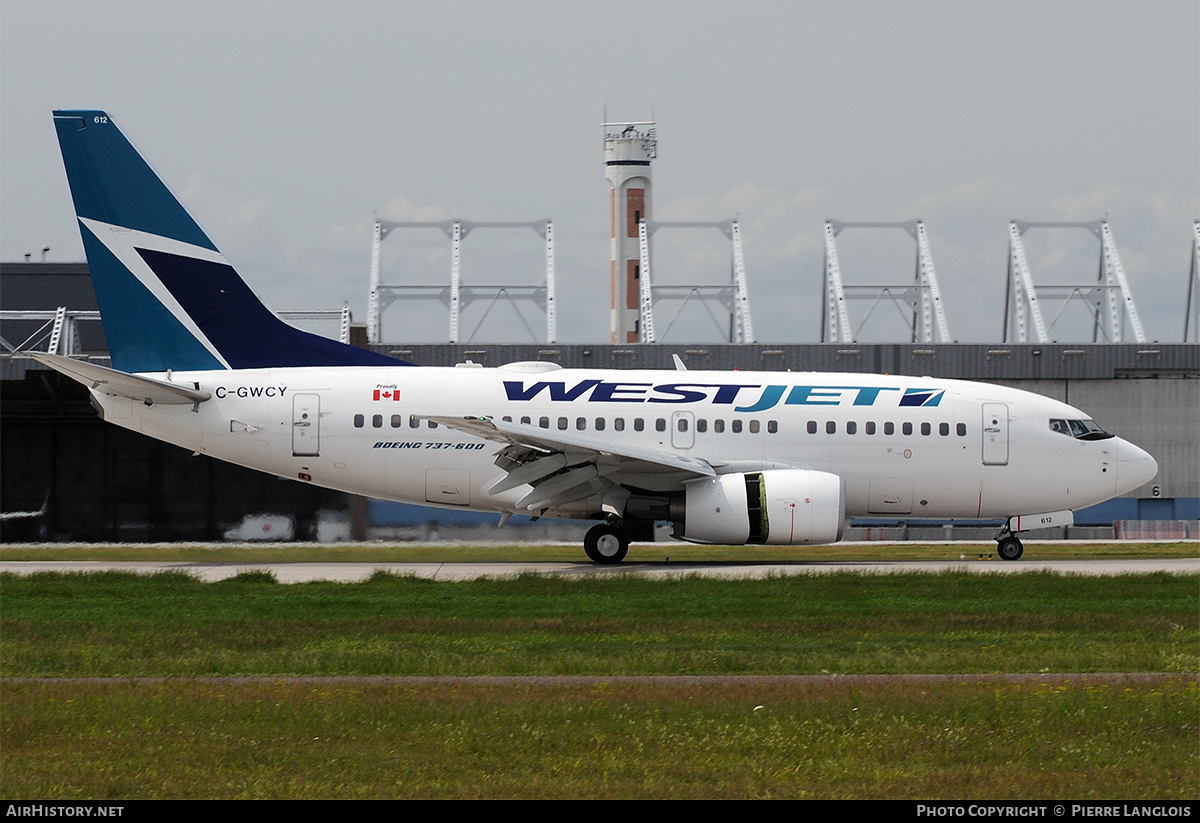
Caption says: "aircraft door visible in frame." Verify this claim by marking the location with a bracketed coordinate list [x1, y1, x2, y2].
[671, 411, 695, 450]
[982, 402, 1009, 466]
[292, 393, 320, 456]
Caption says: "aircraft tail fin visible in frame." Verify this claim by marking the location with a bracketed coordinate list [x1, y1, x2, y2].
[52, 110, 407, 373]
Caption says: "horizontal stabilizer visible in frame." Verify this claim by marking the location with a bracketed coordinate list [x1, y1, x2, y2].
[28, 352, 211, 406]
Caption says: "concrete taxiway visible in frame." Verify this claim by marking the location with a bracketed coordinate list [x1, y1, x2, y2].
[1, 557, 1196, 582]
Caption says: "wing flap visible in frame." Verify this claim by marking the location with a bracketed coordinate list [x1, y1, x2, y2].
[429, 415, 716, 477]
[429, 414, 715, 517]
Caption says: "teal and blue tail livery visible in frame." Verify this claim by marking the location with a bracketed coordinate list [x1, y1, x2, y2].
[53, 110, 406, 373]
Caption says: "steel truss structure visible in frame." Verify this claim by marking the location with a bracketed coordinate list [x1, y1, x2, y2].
[368, 219, 556, 345]
[821, 220, 952, 344]
[635, 219, 754, 344]
[1185, 221, 1200, 343]
[0, 308, 352, 356]
[1003, 220, 1146, 344]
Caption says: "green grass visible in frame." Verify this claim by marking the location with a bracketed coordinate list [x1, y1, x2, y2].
[3, 678, 1195, 799]
[3, 569, 1196, 799]
[1, 540, 1197, 563]
[3, 570, 1196, 677]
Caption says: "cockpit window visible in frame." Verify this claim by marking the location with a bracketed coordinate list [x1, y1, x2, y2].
[1049, 418, 1113, 440]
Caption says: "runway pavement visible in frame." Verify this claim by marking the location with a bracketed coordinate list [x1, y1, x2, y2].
[2, 557, 1196, 582]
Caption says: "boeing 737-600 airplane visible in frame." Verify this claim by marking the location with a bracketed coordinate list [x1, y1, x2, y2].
[32, 110, 1159, 562]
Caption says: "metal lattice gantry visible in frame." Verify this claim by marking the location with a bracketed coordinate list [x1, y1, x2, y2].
[0, 308, 97, 356]
[0, 307, 352, 358]
[821, 220, 952, 344]
[1185, 221, 1200, 343]
[0, 308, 353, 357]
[368, 219, 556, 344]
[1003, 220, 1146, 344]
[634, 219, 754, 344]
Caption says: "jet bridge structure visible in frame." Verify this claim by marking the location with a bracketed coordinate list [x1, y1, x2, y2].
[1003, 220, 1146, 344]
[635, 219, 754, 344]
[367, 219, 556, 344]
[821, 220, 952, 344]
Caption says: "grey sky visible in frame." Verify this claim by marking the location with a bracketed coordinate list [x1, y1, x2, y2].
[2, 0, 1197, 345]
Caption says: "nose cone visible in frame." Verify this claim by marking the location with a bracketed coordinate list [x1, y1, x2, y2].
[1116, 438, 1158, 495]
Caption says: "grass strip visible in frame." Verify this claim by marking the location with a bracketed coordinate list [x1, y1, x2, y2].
[2, 570, 1196, 677]
[2, 677, 1194, 799]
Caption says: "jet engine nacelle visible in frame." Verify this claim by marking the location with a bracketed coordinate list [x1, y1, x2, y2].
[678, 469, 846, 546]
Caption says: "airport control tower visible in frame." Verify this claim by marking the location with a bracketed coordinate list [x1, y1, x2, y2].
[605, 121, 656, 343]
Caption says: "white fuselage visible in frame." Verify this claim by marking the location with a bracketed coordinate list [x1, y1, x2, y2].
[89, 364, 1157, 527]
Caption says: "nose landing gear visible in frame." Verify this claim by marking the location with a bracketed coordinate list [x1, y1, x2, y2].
[995, 520, 1025, 561]
[996, 534, 1024, 561]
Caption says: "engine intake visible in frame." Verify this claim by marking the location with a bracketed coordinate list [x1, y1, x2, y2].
[676, 469, 845, 546]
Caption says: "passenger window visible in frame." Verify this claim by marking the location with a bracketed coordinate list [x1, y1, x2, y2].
[940, 422, 950, 436]
[902, 422, 913, 435]
[391, 414, 402, 428]
[558, 417, 568, 430]
[921, 422, 931, 436]
[714, 419, 725, 433]
[539, 416, 549, 429]
[677, 418, 689, 432]
[846, 421, 856, 435]
[884, 422, 895, 435]
[957, 423, 967, 436]
[409, 415, 420, 428]
[502, 416, 512, 423]
[697, 419, 707, 433]
[656, 418, 667, 432]
[866, 421, 876, 435]
[807, 420, 817, 434]
[749, 420, 760, 434]
[732, 420, 743, 433]
[576, 417, 586, 431]
[353, 414, 364, 428]
[826, 421, 836, 434]
[521, 416, 531, 425]
[614, 418, 625, 431]
[634, 418, 645, 432]
[595, 418, 606, 431]
[427, 420, 438, 429]
[372, 414, 383, 428]
[767, 420, 777, 434]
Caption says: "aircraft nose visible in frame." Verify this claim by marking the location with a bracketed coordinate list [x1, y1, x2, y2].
[1116, 439, 1158, 495]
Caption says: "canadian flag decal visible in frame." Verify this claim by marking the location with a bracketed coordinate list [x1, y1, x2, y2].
[373, 388, 401, 401]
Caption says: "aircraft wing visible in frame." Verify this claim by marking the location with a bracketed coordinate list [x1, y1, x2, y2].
[429, 415, 715, 516]
[27, 352, 211, 406]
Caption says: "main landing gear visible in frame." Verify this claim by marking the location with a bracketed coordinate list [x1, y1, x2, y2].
[995, 522, 1025, 561]
[584, 523, 629, 564]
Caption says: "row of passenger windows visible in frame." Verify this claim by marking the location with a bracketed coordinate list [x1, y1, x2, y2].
[351, 413, 781, 433]
[807, 420, 968, 437]
[354, 414, 440, 429]
[498, 415, 779, 434]
[352, 412, 967, 438]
